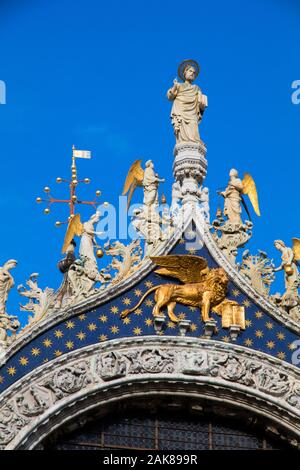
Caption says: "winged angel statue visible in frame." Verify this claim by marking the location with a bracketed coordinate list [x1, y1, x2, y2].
[121, 255, 245, 329]
[122, 160, 144, 208]
[62, 212, 102, 272]
[213, 170, 261, 264]
[58, 211, 109, 302]
[121, 160, 166, 256]
[122, 159, 164, 209]
[220, 170, 260, 225]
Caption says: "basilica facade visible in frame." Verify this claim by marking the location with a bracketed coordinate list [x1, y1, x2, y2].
[0, 61, 299, 451]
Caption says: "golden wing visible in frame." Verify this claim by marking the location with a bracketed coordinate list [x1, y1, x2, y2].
[242, 173, 261, 217]
[62, 214, 83, 253]
[292, 238, 300, 261]
[122, 160, 144, 208]
[151, 255, 208, 284]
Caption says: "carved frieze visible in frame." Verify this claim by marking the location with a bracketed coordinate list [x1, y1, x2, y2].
[1, 338, 300, 449]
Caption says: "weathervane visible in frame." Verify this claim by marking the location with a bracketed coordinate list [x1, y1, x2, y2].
[36, 145, 102, 227]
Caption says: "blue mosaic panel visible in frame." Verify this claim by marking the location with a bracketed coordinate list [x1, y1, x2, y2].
[0, 235, 299, 393]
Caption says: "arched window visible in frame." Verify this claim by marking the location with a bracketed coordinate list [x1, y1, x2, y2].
[43, 409, 290, 450]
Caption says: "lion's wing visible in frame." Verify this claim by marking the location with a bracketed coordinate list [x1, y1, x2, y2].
[151, 255, 208, 284]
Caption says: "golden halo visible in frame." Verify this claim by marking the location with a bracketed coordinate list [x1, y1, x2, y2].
[178, 59, 200, 81]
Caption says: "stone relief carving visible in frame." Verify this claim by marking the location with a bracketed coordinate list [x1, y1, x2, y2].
[124, 349, 175, 374]
[42, 361, 92, 401]
[96, 352, 127, 381]
[256, 367, 290, 397]
[287, 383, 300, 408]
[0, 402, 29, 446]
[180, 350, 227, 376]
[15, 385, 50, 417]
[1, 340, 300, 449]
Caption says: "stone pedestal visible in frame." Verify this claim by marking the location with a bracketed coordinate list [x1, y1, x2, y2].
[203, 319, 217, 339]
[153, 315, 166, 333]
[173, 141, 207, 207]
[178, 319, 191, 337]
[229, 324, 241, 341]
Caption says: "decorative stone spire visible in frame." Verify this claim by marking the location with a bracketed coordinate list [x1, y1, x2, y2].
[173, 141, 207, 207]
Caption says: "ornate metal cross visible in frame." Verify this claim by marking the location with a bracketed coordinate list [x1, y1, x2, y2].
[36, 146, 102, 226]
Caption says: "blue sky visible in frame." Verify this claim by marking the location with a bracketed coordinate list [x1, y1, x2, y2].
[0, 0, 299, 318]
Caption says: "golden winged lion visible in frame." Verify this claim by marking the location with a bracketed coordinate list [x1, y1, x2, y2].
[121, 255, 244, 327]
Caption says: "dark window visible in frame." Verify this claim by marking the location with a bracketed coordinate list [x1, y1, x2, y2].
[45, 410, 288, 450]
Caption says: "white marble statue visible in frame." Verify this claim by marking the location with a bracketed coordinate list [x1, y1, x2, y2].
[143, 160, 165, 208]
[220, 169, 244, 225]
[274, 240, 300, 298]
[0, 314, 20, 353]
[79, 211, 102, 276]
[167, 60, 207, 144]
[0, 260, 17, 315]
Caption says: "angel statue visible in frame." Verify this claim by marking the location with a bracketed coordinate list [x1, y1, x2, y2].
[143, 160, 165, 209]
[219, 170, 260, 225]
[62, 211, 102, 278]
[122, 159, 165, 210]
[167, 59, 208, 144]
[0, 260, 17, 315]
[57, 213, 109, 304]
[122, 160, 144, 209]
[273, 239, 300, 300]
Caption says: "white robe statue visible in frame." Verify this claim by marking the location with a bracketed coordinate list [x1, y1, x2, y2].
[79, 211, 101, 278]
[167, 62, 207, 144]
